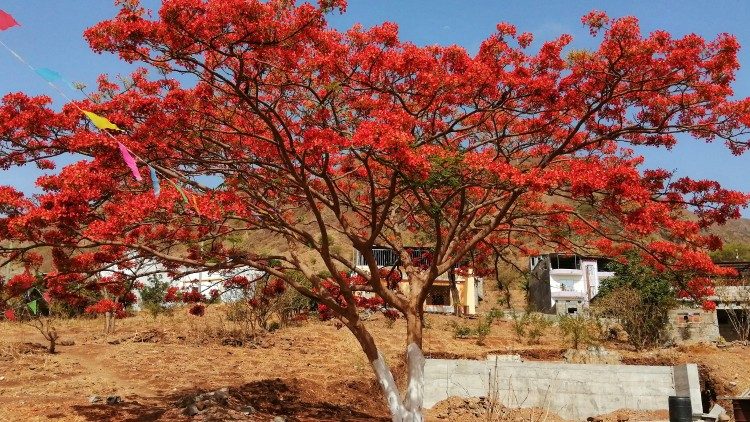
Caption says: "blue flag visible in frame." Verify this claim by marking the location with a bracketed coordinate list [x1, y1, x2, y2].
[35, 67, 63, 83]
[149, 166, 161, 196]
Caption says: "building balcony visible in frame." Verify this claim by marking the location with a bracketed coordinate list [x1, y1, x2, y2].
[550, 268, 583, 276]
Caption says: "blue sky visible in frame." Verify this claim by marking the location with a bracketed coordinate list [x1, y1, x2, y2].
[1, 0, 749, 215]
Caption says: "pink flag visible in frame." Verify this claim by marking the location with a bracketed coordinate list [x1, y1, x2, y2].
[117, 142, 143, 181]
[0, 10, 19, 31]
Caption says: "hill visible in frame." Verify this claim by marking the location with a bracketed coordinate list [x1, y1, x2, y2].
[708, 217, 750, 245]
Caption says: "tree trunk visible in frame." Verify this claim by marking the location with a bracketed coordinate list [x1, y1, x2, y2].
[351, 317, 426, 422]
[45, 326, 58, 354]
[448, 269, 463, 317]
[449, 283, 462, 317]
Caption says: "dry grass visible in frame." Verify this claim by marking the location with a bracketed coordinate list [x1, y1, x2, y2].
[0, 302, 748, 421]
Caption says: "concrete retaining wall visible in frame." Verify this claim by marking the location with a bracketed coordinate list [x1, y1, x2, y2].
[424, 356, 701, 420]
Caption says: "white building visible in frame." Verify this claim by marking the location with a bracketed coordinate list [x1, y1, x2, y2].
[528, 254, 615, 314]
[101, 260, 265, 305]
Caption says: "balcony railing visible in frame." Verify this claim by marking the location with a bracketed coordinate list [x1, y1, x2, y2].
[355, 247, 464, 270]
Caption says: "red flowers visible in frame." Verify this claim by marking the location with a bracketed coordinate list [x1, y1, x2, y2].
[181, 287, 205, 303]
[581, 10, 609, 35]
[701, 300, 717, 312]
[164, 286, 179, 302]
[6, 272, 35, 295]
[261, 279, 285, 297]
[188, 303, 205, 316]
[383, 309, 400, 321]
[3, 309, 16, 321]
[224, 275, 251, 289]
[84, 299, 122, 315]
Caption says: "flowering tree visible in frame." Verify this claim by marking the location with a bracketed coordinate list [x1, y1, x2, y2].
[2, 2, 750, 420]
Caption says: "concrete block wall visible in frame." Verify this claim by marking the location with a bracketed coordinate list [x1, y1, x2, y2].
[424, 357, 693, 420]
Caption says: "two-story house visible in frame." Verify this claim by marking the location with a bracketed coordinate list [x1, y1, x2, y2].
[352, 246, 483, 315]
[528, 253, 615, 315]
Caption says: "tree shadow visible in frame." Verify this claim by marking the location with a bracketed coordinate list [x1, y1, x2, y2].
[71, 378, 389, 421]
[233, 378, 388, 421]
[70, 399, 169, 422]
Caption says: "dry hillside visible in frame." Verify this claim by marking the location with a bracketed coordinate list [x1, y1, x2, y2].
[0, 307, 748, 422]
[708, 217, 750, 245]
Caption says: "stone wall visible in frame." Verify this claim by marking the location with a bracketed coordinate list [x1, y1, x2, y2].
[424, 356, 701, 420]
[668, 306, 720, 343]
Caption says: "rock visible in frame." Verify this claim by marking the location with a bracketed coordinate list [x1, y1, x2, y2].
[106, 396, 122, 405]
[730, 381, 738, 387]
[0, 376, 5, 381]
[586, 417, 603, 422]
[273, 416, 286, 422]
[215, 389, 229, 401]
[177, 396, 195, 408]
[88, 395, 102, 404]
[617, 415, 630, 422]
[240, 405, 256, 415]
[183, 405, 199, 416]
[718, 413, 731, 421]
[196, 400, 211, 411]
[59, 340, 75, 346]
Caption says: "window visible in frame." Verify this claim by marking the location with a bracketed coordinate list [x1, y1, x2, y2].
[550, 255, 580, 270]
[427, 286, 451, 306]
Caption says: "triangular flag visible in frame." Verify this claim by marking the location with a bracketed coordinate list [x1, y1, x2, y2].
[35, 67, 63, 83]
[117, 142, 143, 181]
[174, 183, 189, 204]
[27, 300, 38, 315]
[0, 10, 19, 31]
[149, 166, 161, 196]
[83, 110, 122, 131]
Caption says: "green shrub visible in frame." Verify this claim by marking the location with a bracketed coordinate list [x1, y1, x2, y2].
[558, 314, 599, 349]
[451, 321, 474, 339]
[475, 318, 492, 345]
[511, 311, 552, 345]
[139, 275, 173, 319]
[594, 252, 677, 350]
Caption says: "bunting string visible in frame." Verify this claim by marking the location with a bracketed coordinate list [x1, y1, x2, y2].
[0, 8, 206, 209]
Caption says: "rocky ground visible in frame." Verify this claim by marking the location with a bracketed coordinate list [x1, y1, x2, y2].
[0, 305, 748, 421]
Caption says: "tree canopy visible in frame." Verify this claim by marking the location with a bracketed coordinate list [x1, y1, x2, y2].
[1, 2, 750, 420]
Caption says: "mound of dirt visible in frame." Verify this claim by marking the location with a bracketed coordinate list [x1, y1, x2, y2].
[427, 396, 567, 422]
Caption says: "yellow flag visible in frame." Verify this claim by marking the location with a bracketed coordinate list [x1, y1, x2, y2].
[82, 110, 122, 131]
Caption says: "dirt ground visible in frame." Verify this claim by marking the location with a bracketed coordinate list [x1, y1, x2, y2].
[0, 305, 748, 422]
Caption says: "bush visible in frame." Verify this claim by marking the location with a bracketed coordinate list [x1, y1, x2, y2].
[594, 287, 672, 350]
[222, 271, 314, 335]
[558, 314, 599, 349]
[451, 321, 474, 339]
[594, 253, 677, 350]
[475, 316, 492, 345]
[138, 275, 173, 319]
[511, 311, 553, 345]
[450, 313, 496, 344]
